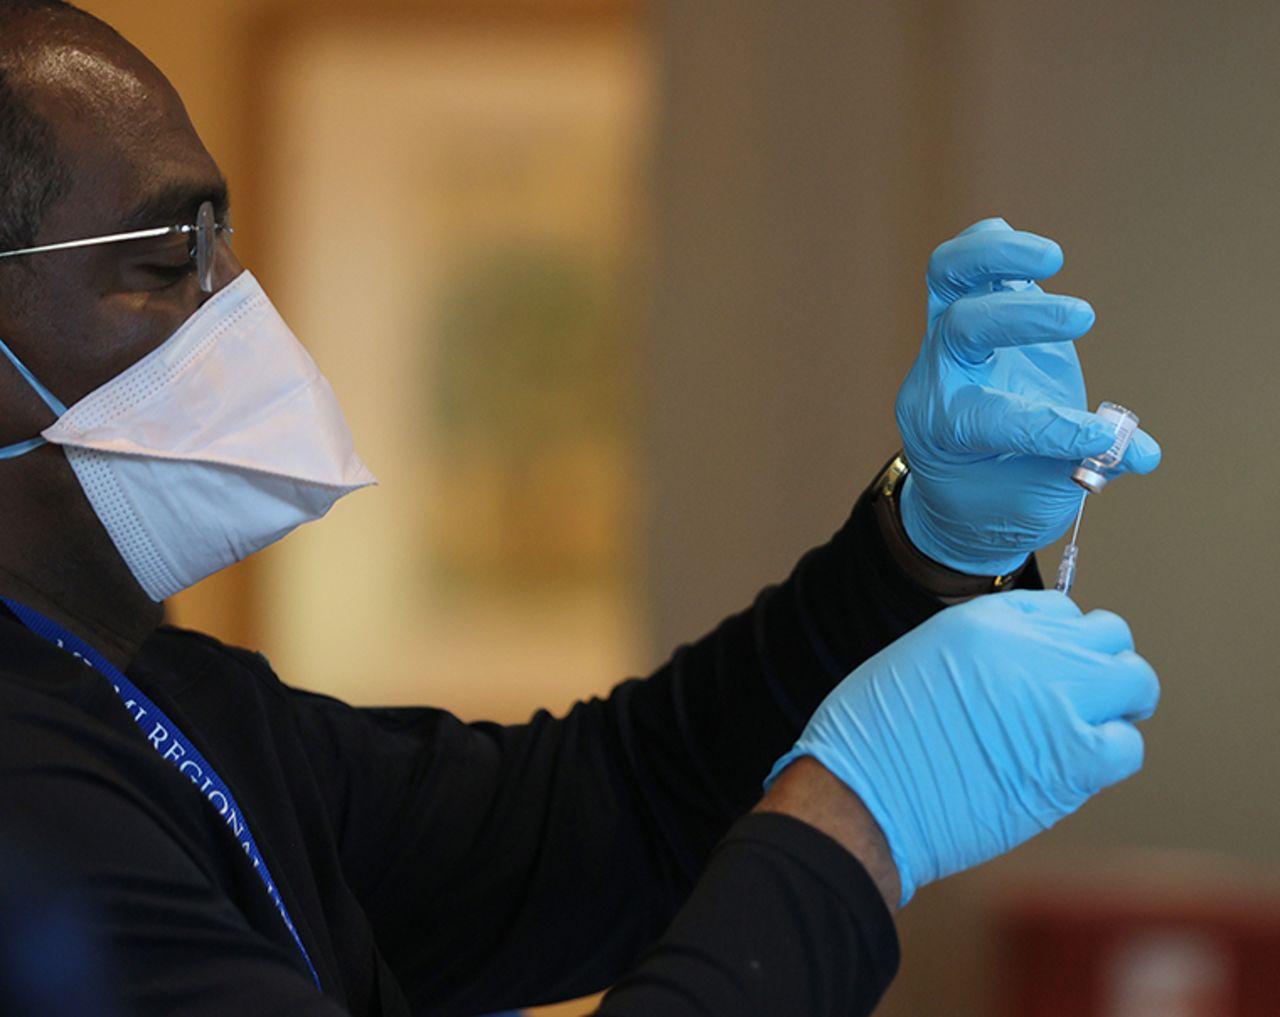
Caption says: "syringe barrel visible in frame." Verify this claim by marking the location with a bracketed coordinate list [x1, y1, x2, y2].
[1073, 401, 1139, 494]
[1055, 542, 1079, 595]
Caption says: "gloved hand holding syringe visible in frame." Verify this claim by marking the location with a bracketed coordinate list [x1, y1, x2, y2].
[1054, 402, 1141, 595]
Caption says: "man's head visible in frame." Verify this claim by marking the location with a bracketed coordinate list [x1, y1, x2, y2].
[0, 0, 241, 614]
[0, 0, 239, 408]
[0, 1, 85, 255]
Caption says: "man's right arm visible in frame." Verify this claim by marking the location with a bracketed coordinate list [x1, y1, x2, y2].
[758, 757, 900, 912]
[589, 590, 1157, 1015]
[595, 765, 902, 1017]
[594, 760, 903, 1016]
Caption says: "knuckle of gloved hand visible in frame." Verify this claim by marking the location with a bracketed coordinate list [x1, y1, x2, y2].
[944, 598, 1003, 651]
[1081, 719, 1144, 787]
[1140, 681, 1162, 719]
[1053, 297, 1083, 327]
[1085, 609, 1134, 650]
[1111, 731, 1145, 782]
[1116, 645, 1155, 674]
[947, 301, 996, 363]
[940, 297, 972, 338]
[926, 245, 955, 288]
[1122, 652, 1162, 709]
[933, 304, 963, 355]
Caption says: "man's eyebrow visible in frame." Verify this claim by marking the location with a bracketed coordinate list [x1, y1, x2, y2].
[118, 181, 231, 233]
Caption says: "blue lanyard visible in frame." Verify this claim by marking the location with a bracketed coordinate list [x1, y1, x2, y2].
[2, 598, 322, 991]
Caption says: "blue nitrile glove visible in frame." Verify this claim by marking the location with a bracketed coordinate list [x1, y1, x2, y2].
[895, 218, 1162, 576]
[766, 590, 1159, 906]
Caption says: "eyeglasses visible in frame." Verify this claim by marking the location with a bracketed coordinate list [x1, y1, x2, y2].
[0, 199, 233, 294]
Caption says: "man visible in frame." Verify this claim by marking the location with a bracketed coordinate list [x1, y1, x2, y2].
[0, 2, 1161, 1014]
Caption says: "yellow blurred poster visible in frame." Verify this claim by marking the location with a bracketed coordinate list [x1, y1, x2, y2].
[253, 7, 655, 724]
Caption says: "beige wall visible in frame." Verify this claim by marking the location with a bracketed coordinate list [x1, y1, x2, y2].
[646, 3, 954, 643]
[71, 1, 1280, 1013]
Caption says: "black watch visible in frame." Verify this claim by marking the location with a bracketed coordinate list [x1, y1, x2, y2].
[871, 453, 1028, 601]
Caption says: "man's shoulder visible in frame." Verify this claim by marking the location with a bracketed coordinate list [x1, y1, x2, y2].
[138, 623, 368, 733]
[140, 622, 292, 696]
[148, 622, 269, 665]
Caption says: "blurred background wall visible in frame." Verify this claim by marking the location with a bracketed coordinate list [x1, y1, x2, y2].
[76, 0, 1280, 1014]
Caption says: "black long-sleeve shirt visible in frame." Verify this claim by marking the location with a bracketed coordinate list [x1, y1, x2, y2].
[0, 487, 1013, 1016]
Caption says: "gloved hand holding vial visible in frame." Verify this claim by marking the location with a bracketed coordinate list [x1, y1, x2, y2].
[894, 218, 1163, 579]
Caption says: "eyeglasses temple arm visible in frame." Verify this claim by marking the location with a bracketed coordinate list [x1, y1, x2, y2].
[0, 225, 179, 260]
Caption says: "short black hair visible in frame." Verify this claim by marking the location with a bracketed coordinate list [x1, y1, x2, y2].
[0, 1, 95, 251]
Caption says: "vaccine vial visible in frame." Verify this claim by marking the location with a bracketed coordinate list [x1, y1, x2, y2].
[1073, 402, 1139, 494]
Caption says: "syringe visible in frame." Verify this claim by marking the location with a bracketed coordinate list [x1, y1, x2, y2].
[1054, 402, 1140, 595]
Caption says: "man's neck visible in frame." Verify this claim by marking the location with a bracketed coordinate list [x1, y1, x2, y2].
[0, 567, 162, 671]
[0, 451, 165, 672]
[0, 565, 162, 673]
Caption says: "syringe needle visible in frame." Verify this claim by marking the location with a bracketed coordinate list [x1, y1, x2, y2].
[1069, 490, 1087, 545]
[1055, 492, 1089, 595]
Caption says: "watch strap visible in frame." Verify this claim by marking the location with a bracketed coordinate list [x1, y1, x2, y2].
[870, 453, 1028, 601]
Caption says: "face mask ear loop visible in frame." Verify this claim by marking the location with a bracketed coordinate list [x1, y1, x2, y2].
[0, 336, 68, 416]
[0, 437, 50, 460]
[0, 336, 68, 460]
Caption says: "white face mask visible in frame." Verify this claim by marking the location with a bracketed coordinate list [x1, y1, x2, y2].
[0, 271, 375, 601]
